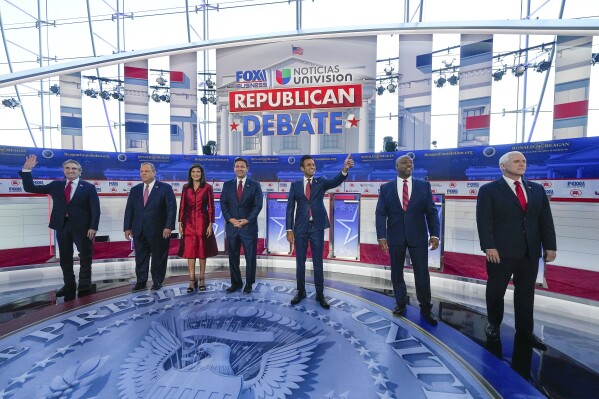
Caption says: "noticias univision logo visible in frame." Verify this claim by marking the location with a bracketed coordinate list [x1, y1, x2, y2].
[276, 69, 292, 85]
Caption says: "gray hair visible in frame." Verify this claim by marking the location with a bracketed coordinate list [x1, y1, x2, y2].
[62, 159, 82, 171]
[140, 162, 156, 172]
[498, 151, 524, 167]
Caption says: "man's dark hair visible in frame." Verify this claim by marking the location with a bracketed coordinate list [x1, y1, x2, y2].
[234, 157, 249, 167]
[299, 155, 314, 168]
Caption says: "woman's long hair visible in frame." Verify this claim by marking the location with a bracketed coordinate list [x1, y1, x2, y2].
[186, 163, 206, 189]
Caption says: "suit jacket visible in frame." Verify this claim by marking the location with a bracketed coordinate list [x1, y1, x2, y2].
[286, 172, 347, 233]
[476, 177, 556, 260]
[220, 177, 263, 236]
[19, 171, 100, 232]
[375, 178, 440, 247]
[123, 180, 177, 237]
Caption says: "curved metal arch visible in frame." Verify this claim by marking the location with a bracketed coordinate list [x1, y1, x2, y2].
[1, 19, 598, 88]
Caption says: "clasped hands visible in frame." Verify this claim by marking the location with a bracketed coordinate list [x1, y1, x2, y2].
[229, 218, 248, 228]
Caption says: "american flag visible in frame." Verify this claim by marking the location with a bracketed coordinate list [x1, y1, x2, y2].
[292, 45, 304, 55]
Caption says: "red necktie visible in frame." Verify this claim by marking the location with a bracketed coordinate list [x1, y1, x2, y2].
[514, 181, 527, 211]
[306, 178, 312, 218]
[402, 179, 409, 211]
[237, 180, 243, 202]
[65, 181, 73, 204]
[143, 184, 149, 206]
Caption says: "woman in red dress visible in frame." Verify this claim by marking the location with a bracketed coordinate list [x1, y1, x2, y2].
[178, 164, 219, 292]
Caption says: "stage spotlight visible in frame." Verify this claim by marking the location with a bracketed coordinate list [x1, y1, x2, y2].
[151, 91, 160, 103]
[49, 84, 60, 95]
[512, 64, 527, 77]
[386, 82, 396, 93]
[208, 95, 217, 105]
[112, 86, 124, 101]
[492, 70, 505, 81]
[376, 85, 385, 96]
[535, 60, 551, 72]
[205, 77, 214, 89]
[84, 88, 97, 98]
[448, 75, 459, 86]
[159, 93, 170, 103]
[156, 75, 167, 86]
[384, 65, 394, 76]
[1, 98, 21, 108]
[431, 140, 438, 149]
[201, 96, 208, 105]
[435, 77, 446, 88]
[592, 53, 599, 66]
[100, 90, 112, 100]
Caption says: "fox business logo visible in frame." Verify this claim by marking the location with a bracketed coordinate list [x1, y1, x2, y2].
[449, 181, 457, 188]
[545, 189, 554, 195]
[9, 187, 22, 192]
[110, 187, 118, 193]
[94, 181, 101, 187]
[567, 181, 585, 188]
[235, 69, 268, 88]
[431, 188, 437, 194]
[34, 180, 44, 185]
[570, 189, 582, 197]
[95, 187, 102, 192]
[542, 181, 552, 188]
[446, 189, 458, 195]
[466, 182, 479, 187]
[469, 189, 477, 195]
[11, 180, 19, 186]
[109, 182, 119, 186]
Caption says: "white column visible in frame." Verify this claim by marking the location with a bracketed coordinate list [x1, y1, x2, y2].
[358, 106, 369, 153]
[220, 105, 229, 155]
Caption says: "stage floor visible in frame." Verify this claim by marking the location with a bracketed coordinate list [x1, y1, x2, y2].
[0, 257, 598, 398]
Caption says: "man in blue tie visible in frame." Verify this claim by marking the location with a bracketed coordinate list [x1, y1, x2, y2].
[286, 154, 354, 309]
[375, 155, 440, 325]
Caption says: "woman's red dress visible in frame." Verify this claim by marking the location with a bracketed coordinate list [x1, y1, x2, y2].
[178, 183, 219, 258]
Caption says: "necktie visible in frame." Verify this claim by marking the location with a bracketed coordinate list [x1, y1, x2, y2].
[65, 181, 73, 204]
[514, 181, 527, 211]
[402, 179, 409, 211]
[306, 178, 312, 218]
[143, 184, 149, 206]
[237, 180, 243, 202]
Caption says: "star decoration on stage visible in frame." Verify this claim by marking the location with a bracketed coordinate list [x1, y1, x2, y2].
[230, 120, 240, 131]
[346, 114, 360, 128]
[269, 216, 288, 241]
[336, 204, 359, 245]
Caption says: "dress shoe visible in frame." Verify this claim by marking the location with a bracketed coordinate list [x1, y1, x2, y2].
[485, 323, 500, 339]
[290, 291, 306, 305]
[151, 283, 163, 290]
[524, 333, 547, 351]
[316, 295, 330, 309]
[243, 283, 253, 293]
[132, 282, 147, 292]
[392, 305, 406, 317]
[187, 279, 198, 293]
[78, 283, 96, 298]
[56, 285, 76, 297]
[225, 284, 240, 293]
[420, 310, 438, 326]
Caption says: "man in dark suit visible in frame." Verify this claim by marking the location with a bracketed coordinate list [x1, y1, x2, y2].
[375, 155, 440, 325]
[476, 151, 556, 350]
[20, 155, 101, 300]
[124, 162, 177, 291]
[286, 154, 354, 309]
[220, 157, 263, 293]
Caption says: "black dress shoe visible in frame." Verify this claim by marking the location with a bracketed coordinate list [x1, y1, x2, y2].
[316, 295, 330, 309]
[290, 291, 306, 305]
[392, 305, 406, 317]
[226, 285, 240, 293]
[78, 283, 97, 298]
[56, 285, 76, 297]
[421, 310, 438, 326]
[485, 323, 500, 339]
[243, 284, 253, 293]
[151, 283, 163, 290]
[524, 333, 547, 351]
[132, 282, 147, 292]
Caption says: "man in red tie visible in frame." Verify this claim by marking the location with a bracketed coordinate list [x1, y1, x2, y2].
[375, 155, 440, 325]
[286, 154, 354, 308]
[20, 155, 100, 300]
[477, 151, 557, 351]
[220, 157, 263, 294]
